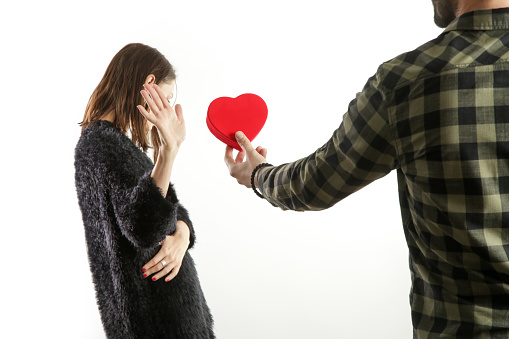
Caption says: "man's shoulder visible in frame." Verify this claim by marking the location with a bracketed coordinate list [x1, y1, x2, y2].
[376, 33, 453, 90]
[377, 28, 509, 91]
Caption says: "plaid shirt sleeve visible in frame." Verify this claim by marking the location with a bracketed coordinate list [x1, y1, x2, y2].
[257, 72, 399, 211]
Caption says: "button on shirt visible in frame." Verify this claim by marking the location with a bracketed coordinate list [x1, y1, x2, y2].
[257, 9, 509, 337]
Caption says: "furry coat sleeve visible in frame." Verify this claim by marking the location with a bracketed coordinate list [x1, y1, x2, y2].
[166, 185, 196, 249]
[110, 170, 179, 248]
[76, 121, 195, 249]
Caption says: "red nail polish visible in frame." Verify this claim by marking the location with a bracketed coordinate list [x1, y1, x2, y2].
[142, 268, 146, 272]
[152, 277, 156, 281]
[143, 273, 147, 278]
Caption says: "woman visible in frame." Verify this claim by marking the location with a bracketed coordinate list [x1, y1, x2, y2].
[75, 43, 214, 338]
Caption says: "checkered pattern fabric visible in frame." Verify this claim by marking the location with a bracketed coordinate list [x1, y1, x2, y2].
[258, 9, 509, 337]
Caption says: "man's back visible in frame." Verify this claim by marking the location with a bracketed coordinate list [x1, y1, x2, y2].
[255, 8, 509, 337]
[383, 9, 509, 336]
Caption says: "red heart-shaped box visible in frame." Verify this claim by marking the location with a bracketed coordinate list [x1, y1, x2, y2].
[206, 93, 268, 151]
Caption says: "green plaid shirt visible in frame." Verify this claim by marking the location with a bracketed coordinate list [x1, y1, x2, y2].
[258, 9, 509, 338]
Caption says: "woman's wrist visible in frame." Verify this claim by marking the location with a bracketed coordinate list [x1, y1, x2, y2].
[175, 221, 191, 243]
[160, 144, 179, 157]
[151, 144, 178, 198]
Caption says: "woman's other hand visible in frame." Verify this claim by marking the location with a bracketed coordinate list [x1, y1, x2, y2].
[142, 220, 191, 282]
[137, 83, 186, 153]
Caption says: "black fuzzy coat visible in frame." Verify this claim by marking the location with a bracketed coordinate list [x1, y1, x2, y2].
[74, 121, 214, 339]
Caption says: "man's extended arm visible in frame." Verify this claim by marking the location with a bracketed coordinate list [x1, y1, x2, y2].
[226, 73, 399, 211]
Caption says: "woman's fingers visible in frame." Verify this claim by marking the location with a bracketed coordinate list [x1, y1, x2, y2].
[140, 89, 158, 117]
[153, 84, 170, 109]
[144, 84, 165, 111]
[142, 250, 181, 281]
[144, 259, 181, 282]
[152, 262, 180, 282]
[164, 266, 181, 282]
[143, 262, 161, 279]
[143, 257, 169, 280]
[140, 85, 164, 116]
[149, 260, 175, 281]
[142, 248, 166, 276]
[174, 104, 184, 122]
[137, 105, 156, 124]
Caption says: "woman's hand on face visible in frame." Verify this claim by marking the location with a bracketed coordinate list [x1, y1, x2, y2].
[137, 84, 186, 153]
[142, 221, 191, 283]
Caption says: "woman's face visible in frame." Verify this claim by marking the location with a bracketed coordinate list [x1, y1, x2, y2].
[145, 80, 176, 132]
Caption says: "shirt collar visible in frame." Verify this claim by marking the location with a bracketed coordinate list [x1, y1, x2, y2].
[443, 8, 509, 33]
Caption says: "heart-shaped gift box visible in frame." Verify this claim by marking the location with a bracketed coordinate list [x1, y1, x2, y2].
[206, 93, 268, 151]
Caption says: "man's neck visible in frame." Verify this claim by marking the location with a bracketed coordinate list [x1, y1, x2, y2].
[457, 0, 509, 17]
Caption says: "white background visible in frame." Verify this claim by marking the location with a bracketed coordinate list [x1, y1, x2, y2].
[1, 1, 443, 338]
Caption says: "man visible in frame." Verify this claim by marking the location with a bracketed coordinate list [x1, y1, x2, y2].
[225, 0, 509, 337]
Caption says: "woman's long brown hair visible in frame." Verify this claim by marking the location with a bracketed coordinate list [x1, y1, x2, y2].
[80, 43, 176, 161]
